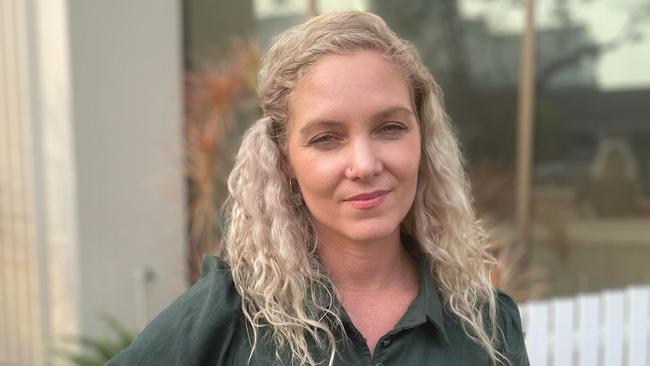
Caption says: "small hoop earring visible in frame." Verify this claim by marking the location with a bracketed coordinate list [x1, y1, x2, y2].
[289, 179, 303, 206]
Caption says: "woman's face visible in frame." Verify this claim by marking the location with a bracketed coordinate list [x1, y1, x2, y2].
[286, 50, 421, 245]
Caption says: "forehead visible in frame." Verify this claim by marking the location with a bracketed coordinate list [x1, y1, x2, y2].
[288, 51, 413, 129]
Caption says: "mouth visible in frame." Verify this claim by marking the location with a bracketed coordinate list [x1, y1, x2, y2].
[344, 190, 391, 209]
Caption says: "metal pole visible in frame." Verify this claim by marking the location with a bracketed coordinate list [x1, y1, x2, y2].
[515, 0, 536, 248]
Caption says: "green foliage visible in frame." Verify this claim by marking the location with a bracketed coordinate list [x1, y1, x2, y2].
[51, 314, 136, 366]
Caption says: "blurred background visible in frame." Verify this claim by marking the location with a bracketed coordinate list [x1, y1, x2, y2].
[1, 0, 649, 365]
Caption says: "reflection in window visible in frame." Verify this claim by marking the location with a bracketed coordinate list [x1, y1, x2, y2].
[185, 0, 650, 298]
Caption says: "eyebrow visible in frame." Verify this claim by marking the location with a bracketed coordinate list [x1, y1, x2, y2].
[298, 105, 415, 136]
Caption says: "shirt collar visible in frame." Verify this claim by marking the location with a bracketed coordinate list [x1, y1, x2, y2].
[414, 251, 450, 344]
[395, 231, 449, 344]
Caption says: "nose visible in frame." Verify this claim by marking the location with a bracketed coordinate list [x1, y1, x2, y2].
[344, 138, 383, 180]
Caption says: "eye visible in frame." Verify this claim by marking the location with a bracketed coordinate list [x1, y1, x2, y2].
[378, 122, 407, 134]
[308, 133, 340, 145]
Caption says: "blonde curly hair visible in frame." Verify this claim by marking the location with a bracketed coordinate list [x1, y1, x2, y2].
[222, 11, 505, 366]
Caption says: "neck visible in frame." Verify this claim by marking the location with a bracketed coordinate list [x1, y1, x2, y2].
[317, 230, 415, 291]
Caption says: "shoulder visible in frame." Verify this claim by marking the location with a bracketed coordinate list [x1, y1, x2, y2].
[494, 290, 530, 365]
[107, 256, 243, 366]
[495, 290, 522, 328]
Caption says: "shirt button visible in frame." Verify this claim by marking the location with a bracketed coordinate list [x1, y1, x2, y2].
[381, 338, 392, 348]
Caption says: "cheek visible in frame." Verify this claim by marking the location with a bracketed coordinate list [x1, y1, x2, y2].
[391, 138, 421, 182]
[292, 153, 343, 200]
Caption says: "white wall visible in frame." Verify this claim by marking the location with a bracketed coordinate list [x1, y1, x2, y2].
[67, 0, 187, 337]
[23, 0, 187, 358]
[1, 0, 43, 364]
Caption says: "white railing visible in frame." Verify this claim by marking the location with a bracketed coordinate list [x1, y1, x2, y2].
[521, 286, 650, 366]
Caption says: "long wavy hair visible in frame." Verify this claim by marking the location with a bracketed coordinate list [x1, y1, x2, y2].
[222, 11, 504, 365]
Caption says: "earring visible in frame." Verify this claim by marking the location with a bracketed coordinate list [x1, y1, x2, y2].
[289, 179, 303, 206]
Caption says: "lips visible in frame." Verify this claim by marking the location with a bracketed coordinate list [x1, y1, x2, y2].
[345, 190, 391, 201]
[344, 190, 390, 209]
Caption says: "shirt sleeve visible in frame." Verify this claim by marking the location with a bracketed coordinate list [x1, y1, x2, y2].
[106, 255, 242, 366]
[496, 290, 530, 366]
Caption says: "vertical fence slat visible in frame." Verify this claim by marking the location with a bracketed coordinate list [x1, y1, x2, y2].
[647, 285, 650, 366]
[578, 294, 600, 366]
[603, 291, 625, 366]
[553, 298, 574, 366]
[522, 287, 650, 366]
[524, 301, 549, 366]
[626, 287, 649, 366]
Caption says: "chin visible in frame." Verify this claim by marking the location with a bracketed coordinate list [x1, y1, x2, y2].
[343, 220, 401, 243]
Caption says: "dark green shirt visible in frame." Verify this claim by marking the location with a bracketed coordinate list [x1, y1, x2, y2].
[108, 255, 529, 365]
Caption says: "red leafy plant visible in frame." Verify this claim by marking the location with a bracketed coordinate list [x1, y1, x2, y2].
[184, 40, 260, 284]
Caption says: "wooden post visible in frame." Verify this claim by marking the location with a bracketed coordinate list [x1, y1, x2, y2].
[307, 0, 318, 18]
[516, 0, 536, 248]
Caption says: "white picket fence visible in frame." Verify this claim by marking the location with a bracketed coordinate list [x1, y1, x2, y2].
[520, 285, 650, 366]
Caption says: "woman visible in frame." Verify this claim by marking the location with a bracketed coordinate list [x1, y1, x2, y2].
[109, 11, 529, 366]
